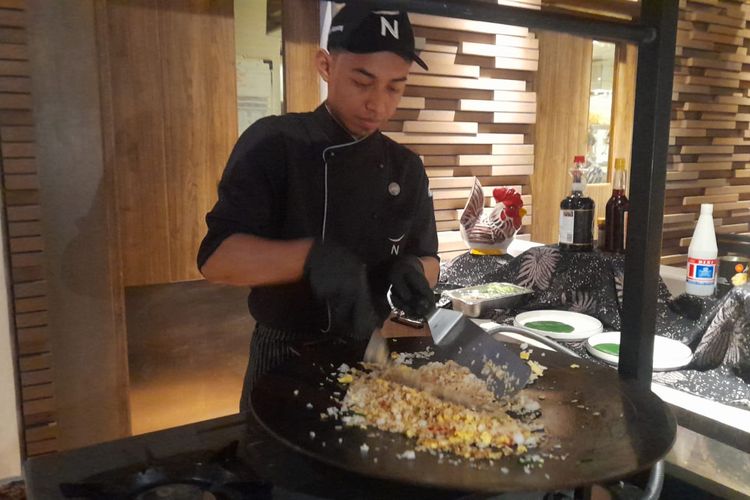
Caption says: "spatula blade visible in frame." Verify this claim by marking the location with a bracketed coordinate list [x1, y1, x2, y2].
[427, 309, 531, 399]
[363, 329, 389, 365]
[426, 308, 465, 344]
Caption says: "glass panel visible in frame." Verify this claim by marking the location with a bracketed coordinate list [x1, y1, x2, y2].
[586, 40, 616, 183]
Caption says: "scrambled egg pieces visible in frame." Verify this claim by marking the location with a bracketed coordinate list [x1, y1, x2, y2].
[341, 364, 542, 461]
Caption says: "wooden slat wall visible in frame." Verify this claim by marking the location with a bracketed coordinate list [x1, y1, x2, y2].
[663, 0, 750, 265]
[0, 0, 57, 456]
[104, 0, 237, 287]
[386, 1, 541, 262]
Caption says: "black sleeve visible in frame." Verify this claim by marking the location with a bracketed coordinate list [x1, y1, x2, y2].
[405, 156, 439, 261]
[197, 117, 285, 270]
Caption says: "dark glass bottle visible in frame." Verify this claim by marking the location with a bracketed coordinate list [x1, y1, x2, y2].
[559, 155, 595, 252]
[604, 158, 630, 253]
[597, 217, 606, 250]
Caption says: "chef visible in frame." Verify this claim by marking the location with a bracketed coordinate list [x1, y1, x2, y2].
[198, 5, 439, 410]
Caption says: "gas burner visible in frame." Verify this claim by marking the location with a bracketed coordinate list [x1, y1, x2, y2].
[133, 483, 216, 500]
[59, 442, 272, 500]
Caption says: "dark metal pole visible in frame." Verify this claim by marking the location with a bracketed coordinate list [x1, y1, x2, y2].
[619, 0, 679, 387]
[333, 0, 655, 44]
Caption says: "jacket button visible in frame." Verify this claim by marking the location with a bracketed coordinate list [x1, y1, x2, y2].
[378, 163, 384, 169]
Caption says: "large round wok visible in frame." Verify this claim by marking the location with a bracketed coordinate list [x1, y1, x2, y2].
[250, 336, 675, 493]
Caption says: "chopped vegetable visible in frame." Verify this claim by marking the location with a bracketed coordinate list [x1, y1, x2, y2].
[397, 450, 416, 460]
[527, 360, 547, 381]
[446, 282, 530, 302]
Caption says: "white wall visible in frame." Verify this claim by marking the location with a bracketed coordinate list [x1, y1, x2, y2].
[234, 0, 283, 130]
[0, 190, 21, 480]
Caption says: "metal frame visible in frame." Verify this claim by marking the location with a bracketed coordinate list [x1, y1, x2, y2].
[620, 1, 679, 387]
[335, 0, 680, 387]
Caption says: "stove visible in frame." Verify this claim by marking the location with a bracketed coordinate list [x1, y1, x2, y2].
[25, 413, 464, 500]
[58, 442, 272, 500]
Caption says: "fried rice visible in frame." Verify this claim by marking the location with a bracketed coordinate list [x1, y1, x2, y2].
[339, 359, 543, 461]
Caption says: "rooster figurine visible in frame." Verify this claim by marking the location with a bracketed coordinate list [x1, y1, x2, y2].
[459, 178, 526, 255]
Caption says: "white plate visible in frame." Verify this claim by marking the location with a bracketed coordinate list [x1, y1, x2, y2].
[513, 310, 603, 341]
[585, 331, 693, 371]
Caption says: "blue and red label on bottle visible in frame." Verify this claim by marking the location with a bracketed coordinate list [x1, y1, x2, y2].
[687, 257, 718, 285]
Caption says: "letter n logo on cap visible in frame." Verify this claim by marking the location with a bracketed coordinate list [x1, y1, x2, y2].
[380, 17, 399, 39]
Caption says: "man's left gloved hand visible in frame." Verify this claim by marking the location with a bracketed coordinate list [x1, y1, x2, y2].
[388, 255, 434, 318]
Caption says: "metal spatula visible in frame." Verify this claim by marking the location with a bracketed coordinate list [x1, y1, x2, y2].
[426, 307, 531, 399]
[364, 309, 531, 400]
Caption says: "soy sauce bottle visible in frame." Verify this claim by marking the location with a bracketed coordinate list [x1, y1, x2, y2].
[559, 155, 595, 252]
[604, 158, 630, 253]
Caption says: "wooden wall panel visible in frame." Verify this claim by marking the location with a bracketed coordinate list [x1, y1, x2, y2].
[663, 0, 750, 265]
[282, 0, 319, 113]
[388, 1, 541, 258]
[530, 31, 592, 244]
[610, 43, 637, 175]
[103, 0, 237, 286]
[158, 1, 235, 283]
[105, 1, 170, 287]
[0, 0, 56, 457]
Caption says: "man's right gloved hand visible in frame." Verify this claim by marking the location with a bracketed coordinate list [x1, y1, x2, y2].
[303, 241, 380, 340]
[387, 255, 434, 319]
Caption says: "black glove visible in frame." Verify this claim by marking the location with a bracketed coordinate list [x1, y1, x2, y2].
[388, 255, 434, 318]
[304, 241, 380, 340]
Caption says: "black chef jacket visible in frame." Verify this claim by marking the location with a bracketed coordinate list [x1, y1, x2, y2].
[198, 104, 438, 335]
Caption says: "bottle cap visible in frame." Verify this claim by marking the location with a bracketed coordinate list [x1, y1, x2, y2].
[615, 158, 626, 171]
[597, 216, 606, 225]
[700, 203, 713, 215]
[570, 158, 587, 191]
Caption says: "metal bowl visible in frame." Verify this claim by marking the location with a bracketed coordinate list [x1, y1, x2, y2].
[442, 282, 533, 317]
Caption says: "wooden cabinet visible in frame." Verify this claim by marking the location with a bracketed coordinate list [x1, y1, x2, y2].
[100, 0, 237, 286]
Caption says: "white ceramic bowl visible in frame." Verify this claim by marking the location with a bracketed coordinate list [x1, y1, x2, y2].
[514, 310, 603, 341]
[585, 331, 693, 371]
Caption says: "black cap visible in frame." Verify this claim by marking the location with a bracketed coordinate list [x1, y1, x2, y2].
[327, 5, 428, 71]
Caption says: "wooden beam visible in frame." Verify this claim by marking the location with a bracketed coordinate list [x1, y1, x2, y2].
[609, 42, 636, 178]
[282, 0, 319, 112]
[531, 32, 591, 244]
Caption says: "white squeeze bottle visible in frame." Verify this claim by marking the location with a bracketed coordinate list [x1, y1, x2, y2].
[685, 203, 718, 296]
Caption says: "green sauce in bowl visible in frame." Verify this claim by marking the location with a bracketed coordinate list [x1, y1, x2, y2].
[594, 343, 620, 356]
[524, 320, 575, 333]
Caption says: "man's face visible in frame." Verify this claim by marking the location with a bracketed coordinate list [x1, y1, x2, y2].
[317, 50, 411, 138]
